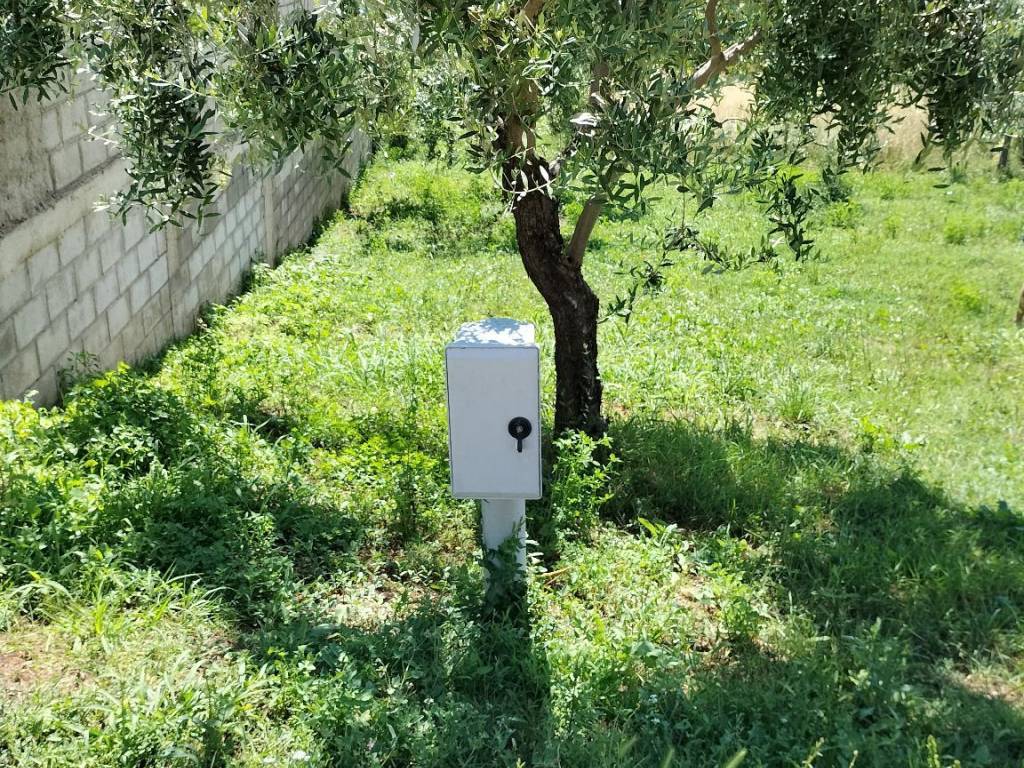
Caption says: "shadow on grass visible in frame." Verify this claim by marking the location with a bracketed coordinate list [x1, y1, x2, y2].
[10, 366, 1022, 765]
[2, 366, 367, 627]
[608, 417, 1023, 660]
[250, 578, 556, 767]
[602, 416, 1024, 764]
[223, 414, 1023, 766]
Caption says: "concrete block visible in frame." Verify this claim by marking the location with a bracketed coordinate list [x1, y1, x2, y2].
[29, 368, 58, 406]
[60, 96, 89, 141]
[1, 345, 40, 399]
[136, 232, 159, 271]
[40, 108, 62, 150]
[45, 270, 75, 318]
[187, 250, 203, 282]
[78, 314, 110, 355]
[98, 228, 126, 273]
[58, 220, 87, 266]
[3, 129, 31, 174]
[14, 294, 47, 347]
[226, 177, 241, 208]
[184, 283, 199, 315]
[36, 313, 70, 370]
[0, 319, 16, 369]
[156, 284, 171, 316]
[116, 249, 140, 292]
[107, 294, 130, 338]
[0, 264, 29, 323]
[178, 222, 195, 256]
[75, 248, 102, 293]
[141, 296, 162, 334]
[85, 82, 107, 111]
[27, 244, 59, 291]
[200, 207, 221, 238]
[81, 136, 109, 172]
[129, 272, 151, 314]
[149, 255, 169, 292]
[124, 211, 146, 250]
[84, 209, 110, 245]
[167, 253, 189, 293]
[67, 292, 97, 335]
[118, 318, 146, 363]
[51, 142, 83, 190]
[93, 267, 119, 313]
[97, 333, 123, 371]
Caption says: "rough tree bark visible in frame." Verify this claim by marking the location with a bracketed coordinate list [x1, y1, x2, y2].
[997, 134, 1013, 173]
[498, 0, 760, 436]
[507, 157, 606, 437]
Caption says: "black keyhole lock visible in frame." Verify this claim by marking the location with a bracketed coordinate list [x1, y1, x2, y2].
[507, 417, 532, 453]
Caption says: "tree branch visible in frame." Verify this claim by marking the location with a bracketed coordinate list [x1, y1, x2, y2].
[566, 196, 604, 268]
[705, 0, 722, 58]
[565, 61, 612, 267]
[689, 28, 762, 91]
[566, 27, 763, 268]
[521, 0, 547, 24]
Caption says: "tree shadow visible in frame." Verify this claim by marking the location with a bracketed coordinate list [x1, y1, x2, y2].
[601, 416, 1024, 764]
[248, 570, 555, 767]
[609, 416, 1024, 662]
[22, 367, 1023, 765]
[26, 366, 368, 627]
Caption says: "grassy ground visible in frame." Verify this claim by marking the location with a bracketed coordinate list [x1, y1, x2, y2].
[1, 156, 1023, 768]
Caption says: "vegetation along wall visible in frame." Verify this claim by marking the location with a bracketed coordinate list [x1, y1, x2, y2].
[0, 28, 369, 405]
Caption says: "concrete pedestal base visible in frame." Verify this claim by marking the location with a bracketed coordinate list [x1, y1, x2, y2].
[481, 498, 527, 575]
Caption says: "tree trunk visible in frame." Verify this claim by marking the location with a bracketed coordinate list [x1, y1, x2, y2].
[997, 134, 1012, 174]
[1016, 281, 1024, 326]
[506, 158, 606, 437]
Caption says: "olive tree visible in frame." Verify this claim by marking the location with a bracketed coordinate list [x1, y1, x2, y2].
[3, 0, 1020, 432]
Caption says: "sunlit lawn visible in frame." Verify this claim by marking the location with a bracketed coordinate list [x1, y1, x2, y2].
[2, 156, 1022, 767]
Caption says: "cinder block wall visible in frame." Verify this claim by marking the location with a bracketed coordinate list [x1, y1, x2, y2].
[0, 23, 369, 404]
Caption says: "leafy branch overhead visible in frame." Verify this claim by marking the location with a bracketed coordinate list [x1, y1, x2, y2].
[2, 0, 1020, 228]
[2, 0, 1021, 432]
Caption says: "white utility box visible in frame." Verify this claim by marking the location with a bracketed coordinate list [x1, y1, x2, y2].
[445, 318, 542, 500]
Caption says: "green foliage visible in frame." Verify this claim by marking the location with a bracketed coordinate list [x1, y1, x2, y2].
[817, 162, 853, 203]
[0, 0, 68, 104]
[532, 431, 617, 556]
[822, 200, 864, 230]
[949, 279, 987, 313]
[602, 254, 676, 324]
[758, 0, 896, 162]
[667, 224, 781, 272]
[3, 154, 1024, 768]
[214, 6, 363, 171]
[944, 214, 987, 245]
[77, 0, 221, 226]
[349, 159, 504, 257]
[411, 59, 468, 164]
[760, 171, 817, 259]
[3, 0, 1018, 235]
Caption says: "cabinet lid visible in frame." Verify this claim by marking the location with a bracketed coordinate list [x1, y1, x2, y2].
[448, 318, 536, 349]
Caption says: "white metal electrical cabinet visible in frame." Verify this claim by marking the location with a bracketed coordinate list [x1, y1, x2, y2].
[445, 318, 542, 500]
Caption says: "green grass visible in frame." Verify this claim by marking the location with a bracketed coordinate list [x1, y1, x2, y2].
[2, 156, 1023, 767]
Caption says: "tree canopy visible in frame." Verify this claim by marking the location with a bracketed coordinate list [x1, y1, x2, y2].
[2, 0, 1022, 432]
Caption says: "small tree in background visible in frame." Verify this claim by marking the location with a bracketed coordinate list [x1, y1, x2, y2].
[2, 0, 1022, 433]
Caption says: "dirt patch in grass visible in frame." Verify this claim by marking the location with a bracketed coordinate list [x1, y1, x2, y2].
[0, 627, 88, 701]
[957, 670, 1024, 709]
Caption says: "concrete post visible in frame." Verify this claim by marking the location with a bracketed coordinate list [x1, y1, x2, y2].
[481, 498, 528, 575]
